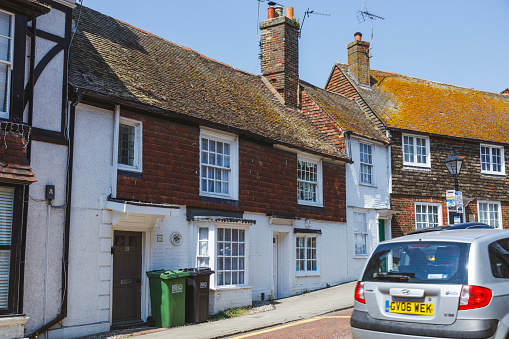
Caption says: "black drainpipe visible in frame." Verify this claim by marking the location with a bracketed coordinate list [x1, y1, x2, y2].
[19, 15, 38, 315]
[27, 99, 77, 338]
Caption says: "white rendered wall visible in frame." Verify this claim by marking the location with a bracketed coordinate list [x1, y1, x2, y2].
[345, 137, 391, 279]
[23, 141, 68, 334]
[31, 7, 66, 132]
[346, 138, 390, 210]
[52, 104, 114, 337]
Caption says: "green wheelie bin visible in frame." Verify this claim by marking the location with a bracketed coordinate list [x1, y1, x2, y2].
[146, 269, 190, 328]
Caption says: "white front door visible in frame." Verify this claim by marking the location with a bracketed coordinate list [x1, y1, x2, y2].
[272, 235, 279, 298]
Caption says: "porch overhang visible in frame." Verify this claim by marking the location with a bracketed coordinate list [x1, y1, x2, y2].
[106, 199, 180, 229]
[376, 208, 401, 219]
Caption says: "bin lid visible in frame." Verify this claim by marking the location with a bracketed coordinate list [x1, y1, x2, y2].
[146, 269, 190, 279]
[181, 268, 215, 276]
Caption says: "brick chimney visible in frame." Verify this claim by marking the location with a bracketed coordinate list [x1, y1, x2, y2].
[259, 5, 299, 107]
[347, 32, 370, 86]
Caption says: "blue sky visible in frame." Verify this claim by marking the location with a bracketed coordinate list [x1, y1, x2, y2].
[81, 0, 509, 93]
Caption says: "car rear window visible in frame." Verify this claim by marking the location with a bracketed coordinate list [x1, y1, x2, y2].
[362, 241, 469, 284]
[488, 238, 509, 278]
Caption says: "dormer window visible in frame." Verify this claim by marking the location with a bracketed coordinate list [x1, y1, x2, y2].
[0, 10, 13, 118]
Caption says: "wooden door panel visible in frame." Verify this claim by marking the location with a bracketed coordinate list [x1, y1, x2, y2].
[112, 231, 142, 325]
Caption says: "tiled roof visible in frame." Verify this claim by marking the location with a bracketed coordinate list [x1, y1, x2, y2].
[69, 6, 348, 160]
[0, 132, 36, 184]
[300, 81, 388, 143]
[336, 64, 509, 144]
[0, 0, 51, 20]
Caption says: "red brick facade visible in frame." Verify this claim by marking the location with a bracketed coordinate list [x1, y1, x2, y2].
[117, 110, 347, 223]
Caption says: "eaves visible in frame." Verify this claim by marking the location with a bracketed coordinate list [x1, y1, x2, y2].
[72, 85, 352, 163]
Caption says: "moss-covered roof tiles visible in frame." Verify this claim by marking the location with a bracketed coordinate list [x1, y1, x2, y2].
[343, 65, 509, 144]
[69, 6, 347, 160]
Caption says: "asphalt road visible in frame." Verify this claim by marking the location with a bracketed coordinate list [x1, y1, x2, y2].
[228, 308, 353, 339]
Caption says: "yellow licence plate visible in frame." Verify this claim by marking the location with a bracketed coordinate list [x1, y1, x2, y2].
[385, 300, 433, 315]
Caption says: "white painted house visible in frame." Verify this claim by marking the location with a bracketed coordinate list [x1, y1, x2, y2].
[49, 4, 358, 338]
[0, 0, 76, 338]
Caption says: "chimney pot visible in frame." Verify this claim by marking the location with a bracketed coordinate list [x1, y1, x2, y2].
[267, 6, 275, 19]
[275, 6, 283, 17]
[354, 32, 362, 41]
[285, 7, 294, 19]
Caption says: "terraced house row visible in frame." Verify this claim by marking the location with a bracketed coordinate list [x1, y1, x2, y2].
[0, 1, 507, 338]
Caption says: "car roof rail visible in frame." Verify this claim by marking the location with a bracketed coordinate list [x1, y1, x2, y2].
[408, 222, 493, 235]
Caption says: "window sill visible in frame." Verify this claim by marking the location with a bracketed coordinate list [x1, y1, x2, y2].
[296, 271, 320, 277]
[199, 195, 239, 205]
[481, 172, 506, 178]
[359, 183, 377, 188]
[117, 169, 143, 178]
[210, 285, 252, 291]
[354, 255, 369, 259]
[297, 204, 324, 211]
[402, 165, 431, 171]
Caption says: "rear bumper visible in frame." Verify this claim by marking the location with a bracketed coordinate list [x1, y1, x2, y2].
[350, 310, 498, 339]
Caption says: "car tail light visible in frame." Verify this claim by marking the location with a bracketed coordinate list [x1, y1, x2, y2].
[354, 281, 365, 304]
[458, 285, 492, 310]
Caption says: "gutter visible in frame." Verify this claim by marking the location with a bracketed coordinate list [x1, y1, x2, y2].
[27, 102, 77, 339]
[386, 127, 509, 147]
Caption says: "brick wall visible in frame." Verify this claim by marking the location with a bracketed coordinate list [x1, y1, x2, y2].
[117, 111, 347, 222]
[391, 132, 509, 200]
[390, 131, 509, 235]
[259, 16, 299, 107]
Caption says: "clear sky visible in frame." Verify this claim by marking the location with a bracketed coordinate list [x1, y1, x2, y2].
[80, 0, 509, 94]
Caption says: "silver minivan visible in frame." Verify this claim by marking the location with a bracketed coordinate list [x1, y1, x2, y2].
[351, 229, 509, 339]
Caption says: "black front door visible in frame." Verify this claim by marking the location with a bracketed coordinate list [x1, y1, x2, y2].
[112, 231, 142, 326]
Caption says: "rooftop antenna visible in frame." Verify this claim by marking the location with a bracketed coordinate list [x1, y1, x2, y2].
[299, 8, 330, 38]
[356, 3, 384, 57]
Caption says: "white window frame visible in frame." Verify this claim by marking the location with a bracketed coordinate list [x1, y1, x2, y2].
[196, 227, 210, 268]
[200, 128, 239, 200]
[353, 212, 369, 257]
[359, 142, 374, 185]
[0, 9, 14, 119]
[414, 202, 442, 230]
[117, 117, 143, 172]
[215, 226, 247, 287]
[402, 134, 430, 168]
[478, 201, 502, 229]
[297, 154, 323, 207]
[295, 234, 319, 276]
[480, 144, 505, 175]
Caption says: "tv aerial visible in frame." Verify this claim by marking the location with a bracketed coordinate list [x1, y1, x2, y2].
[299, 8, 331, 38]
[356, 3, 385, 57]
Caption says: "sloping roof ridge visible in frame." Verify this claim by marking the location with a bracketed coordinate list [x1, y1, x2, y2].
[371, 68, 508, 99]
[333, 64, 390, 132]
[300, 80, 388, 144]
[299, 79, 356, 101]
[81, 4, 263, 79]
